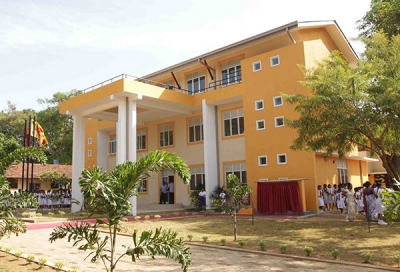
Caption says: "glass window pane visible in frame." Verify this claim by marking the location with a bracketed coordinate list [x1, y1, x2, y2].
[231, 118, 238, 135]
[239, 117, 244, 134]
[242, 171, 247, 184]
[236, 66, 242, 81]
[229, 67, 235, 83]
[190, 175, 196, 190]
[224, 119, 231, 136]
[195, 125, 201, 141]
[189, 127, 194, 142]
[187, 80, 193, 94]
[142, 135, 146, 149]
[200, 76, 205, 92]
[160, 132, 164, 146]
[169, 130, 173, 146]
[222, 70, 228, 85]
[194, 78, 199, 93]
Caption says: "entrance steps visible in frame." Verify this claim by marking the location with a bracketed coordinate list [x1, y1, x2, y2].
[137, 203, 186, 215]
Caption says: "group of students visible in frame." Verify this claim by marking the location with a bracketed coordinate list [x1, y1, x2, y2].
[34, 189, 72, 209]
[317, 181, 390, 225]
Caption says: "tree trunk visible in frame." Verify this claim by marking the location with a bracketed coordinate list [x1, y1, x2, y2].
[381, 154, 400, 184]
[233, 209, 237, 241]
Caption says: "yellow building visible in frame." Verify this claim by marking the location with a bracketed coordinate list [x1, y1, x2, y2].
[60, 20, 377, 214]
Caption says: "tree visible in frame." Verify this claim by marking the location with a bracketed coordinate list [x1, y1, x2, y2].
[38, 170, 71, 188]
[284, 33, 400, 183]
[357, 0, 400, 38]
[212, 174, 252, 241]
[36, 90, 82, 164]
[0, 147, 46, 239]
[49, 150, 192, 272]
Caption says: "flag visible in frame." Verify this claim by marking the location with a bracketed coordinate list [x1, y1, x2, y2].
[35, 122, 48, 147]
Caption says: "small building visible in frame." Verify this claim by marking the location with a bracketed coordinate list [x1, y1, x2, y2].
[60, 20, 378, 214]
[5, 163, 72, 192]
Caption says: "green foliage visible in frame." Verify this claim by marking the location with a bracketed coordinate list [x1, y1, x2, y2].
[54, 260, 65, 269]
[134, 216, 141, 220]
[154, 215, 161, 219]
[27, 254, 35, 263]
[331, 249, 339, 260]
[187, 234, 193, 241]
[189, 183, 204, 208]
[238, 240, 245, 248]
[4, 246, 11, 253]
[280, 244, 287, 253]
[357, 0, 400, 38]
[8, 192, 39, 209]
[48, 212, 54, 217]
[21, 212, 30, 218]
[202, 236, 208, 243]
[38, 257, 47, 266]
[220, 238, 226, 246]
[144, 215, 150, 220]
[58, 210, 66, 216]
[39, 170, 71, 187]
[393, 254, 400, 266]
[49, 150, 191, 272]
[361, 251, 372, 263]
[304, 246, 313, 256]
[36, 213, 42, 217]
[383, 186, 400, 223]
[285, 33, 400, 182]
[258, 240, 267, 251]
[14, 251, 23, 258]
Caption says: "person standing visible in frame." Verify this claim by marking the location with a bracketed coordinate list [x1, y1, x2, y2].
[374, 182, 387, 225]
[168, 180, 174, 204]
[317, 185, 324, 213]
[199, 188, 207, 211]
[159, 180, 168, 204]
[344, 183, 356, 221]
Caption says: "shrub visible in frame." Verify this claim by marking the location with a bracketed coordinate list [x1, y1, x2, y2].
[154, 215, 161, 219]
[121, 217, 129, 222]
[14, 251, 23, 258]
[394, 254, 400, 266]
[58, 211, 66, 216]
[47, 212, 54, 217]
[79, 212, 86, 216]
[0, 245, 3, 250]
[69, 211, 75, 215]
[207, 210, 215, 214]
[361, 251, 372, 263]
[238, 241, 246, 248]
[21, 212, 30, 218]
[67, 269, 79, 272]
[144, 215, 150, 220]
[54, 260, 65, 269]
[134, 216, 141, 220]
[279, 244, 287, 253]
[27, 254, 35, 263]
[172, 212, 179, 216]
[187, 235, 193, 242]
[4, 247, 11, 254]
[220, 238, 227, 246]
[304, 246, 313, 257]
[331, 249, 339, 260]
[36, 213, 42, 217]
[202, 236, 208, 243]
[258, 240, 267, 251]
[38, 257, 47, 267]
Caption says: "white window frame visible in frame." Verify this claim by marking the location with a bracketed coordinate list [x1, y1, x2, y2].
[337, 160, 348, 184]
[187, 70, 206, 95]
[139, 178, 147, 192]
[274, 116, 284, 127]
[159, 123, 173, 147]
[188, 117, 204, 143]
[88, 150, 92, 157]
[225, 162, 247, 185]
[137, 129, 146, 150]
[256, 120, 265, 130]
[255, 100, 264, 111]
[258, 156, 268, 166]
[270, 55, 280, 67]
[252, 61, 261, 72]
[273, 96, 283, 107]
[108, 135, 116, 155]
[88, 137, 92, 145]
[190, 166, 205, 191]
[221, 58, 242, 86]
[277, 153, 287, 165]
[223, 108, 244, 137]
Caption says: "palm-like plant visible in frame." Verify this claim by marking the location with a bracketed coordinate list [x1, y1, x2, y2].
[0, 147, 46, 240]
[49, 150, 192, 272]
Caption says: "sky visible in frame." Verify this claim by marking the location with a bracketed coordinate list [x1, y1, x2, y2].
[0, 0, 372, 112]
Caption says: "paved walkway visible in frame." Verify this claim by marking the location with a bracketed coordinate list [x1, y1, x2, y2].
[0, 222, 393, 272]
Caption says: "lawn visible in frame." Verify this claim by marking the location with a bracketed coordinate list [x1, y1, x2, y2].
[121, 212, 400, 267]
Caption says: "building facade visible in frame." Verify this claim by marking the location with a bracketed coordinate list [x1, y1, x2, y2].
[60, 21, 376, 214]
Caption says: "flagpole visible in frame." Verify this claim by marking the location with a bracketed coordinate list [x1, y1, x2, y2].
[30, 116, 36, 193]
[21, 119, 27, 192]
[26, 115, 31, 191]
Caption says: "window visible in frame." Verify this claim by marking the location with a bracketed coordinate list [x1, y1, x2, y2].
[187, 70, 206, 94]
[274, 116, 284, 127]
[88, 150, 92, 157]
[258, 156, 267, 166]
[221, 58, 242, 86]
[88, 137, 92, 145]
[255, 100, 264, 111]
[159, 123, 173, 147]
[270, 55, 280, 67]
[109, 135, 116, 154]
[139, 178, 147, 192]
[188, 117, 204, 143]
[337, 160, 348, 184]
[253, 61, 261, 72]
[137, 129, 147, 150]
[277, 153, 287, 164]
[190, 166, 205, 190]
[9, 178, 18, 189]
[225, 162, 247, 184]
[273, 96, 283, 107]
[223, 108, 244, 137]
[256, 120, 265, 130]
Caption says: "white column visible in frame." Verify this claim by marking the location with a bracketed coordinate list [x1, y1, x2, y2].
[128, 99, 138, 216]
[97, 130, 108, 171]
[116, 98, 127, 164]
[71, 115, 85, 212]
[202, 99, 219, 209]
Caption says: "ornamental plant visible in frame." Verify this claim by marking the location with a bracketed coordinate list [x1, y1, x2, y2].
[27, 254, 35, 263]
[331, 249, 339, 260]
[361, 251, 372, 263]
[304, 246, 313, 257]
[4, 246, 11, 253]
[54, 260, 65, 269]
[393, 254, 400, 266]
[279, 244, 287, 253]
[258, 240, 267, 251]
[220, 238, 226, 246]
[238, 241, 246, 248]
[38, 257, 47, 267]
[202, 236, 208, 243]
[187, 235, 193, 242]
[14, 251, 23, 258]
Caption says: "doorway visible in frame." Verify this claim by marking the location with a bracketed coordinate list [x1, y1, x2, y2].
[161, 170, 175, 204]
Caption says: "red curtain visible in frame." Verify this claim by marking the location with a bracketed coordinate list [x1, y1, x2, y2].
[257, 182, 302, 214]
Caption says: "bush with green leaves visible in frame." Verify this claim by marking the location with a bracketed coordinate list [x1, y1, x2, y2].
[58, 210, 66, 216]
[393, 254, 400, 266]
[331, 249, 339, 260]
[134, 216, 141, 220]
[66, 269, 79, 272]
[36, 213, 42, 217]
[279, 244, 287, 253]
[258, 240, 267, 251]
[202, 236, 208, 243]
[189, 183, 205, 209]
[144, 215, 150, 220]
[38, 257, 47, 267]
[187, 235, 193, 242]
[54, 260, 65, 269]
[220, 238, 226, 246]
[154, 215, 161, 219]
[361, 251, 372, 263]
[47, 212, 54, 217]
[21, 212, 31, 218]
[238, 241, 246, 248]
[4, 246, 11, 253]
[27, 254, 35, 263]
[14, 251, 23, 258]
[304, 246, 313, 257]
[49, 151, 192, 272]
